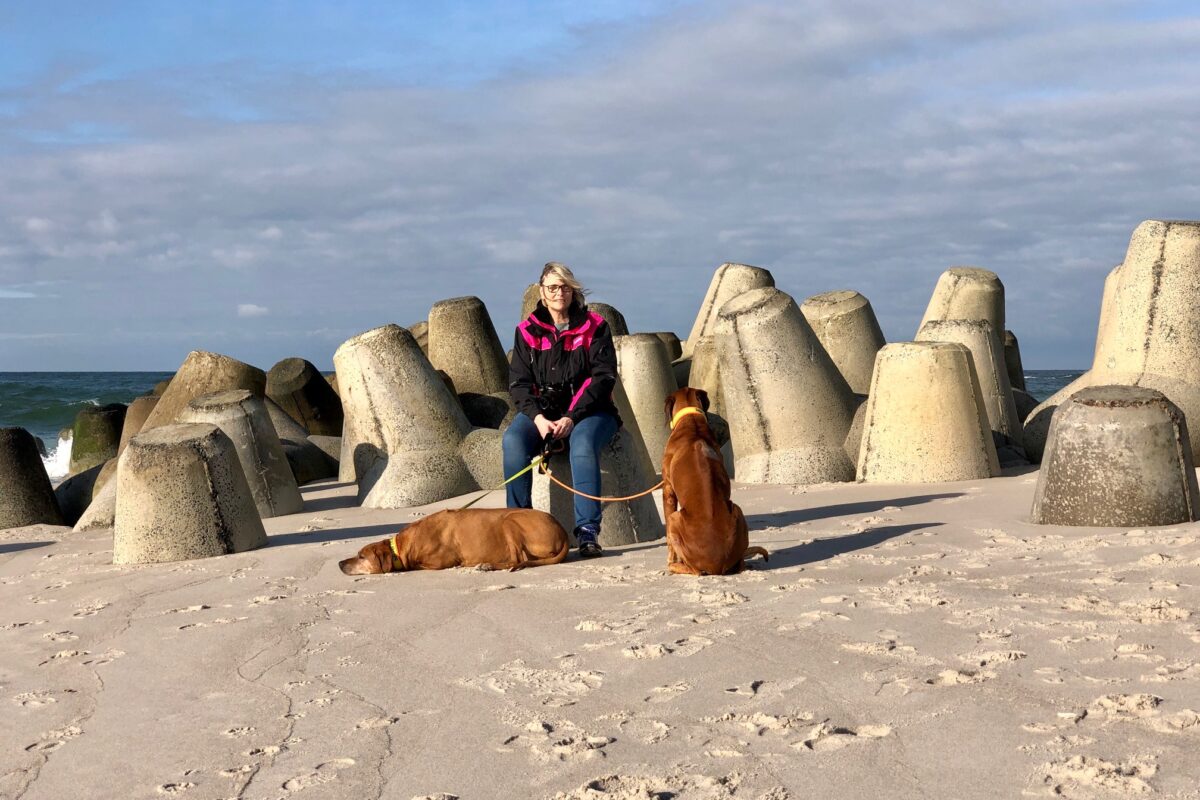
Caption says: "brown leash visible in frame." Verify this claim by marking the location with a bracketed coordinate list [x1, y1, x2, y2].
[538, 459, 663, 502]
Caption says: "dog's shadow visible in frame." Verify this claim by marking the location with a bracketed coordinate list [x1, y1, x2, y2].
[745, 493, 962, 529]
[761, 522, 942, 569]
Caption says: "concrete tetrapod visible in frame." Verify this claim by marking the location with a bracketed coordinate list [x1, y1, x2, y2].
[1025, 221, 1200, 461]
[800, 290, 886, 395]
[588, 303, 630, 337]
[716, 287, 856, 484]
[857, 342, 1000, 483]
[334, 324, 477, 506]
[69, 403, 127, 475]
[427, 296, 509, 397]
[683, 262, 775, 358]
[917, 267, 1005, 335]
[141, 351, 266, 432]
[1004, 330, 1027, 392]
[118, 395, 159, 455]
[0, 427, 63, 530]
[266, 358, 345, 436]
[532, 428, 665, 546]
[1031, 386, 1199, 526]
[113, 423, 267, 564]
[614, 333, 678, 472]
[178, 390, 304, 518]
[916, 319, 1023, 452]
[650, 332, 683, 361]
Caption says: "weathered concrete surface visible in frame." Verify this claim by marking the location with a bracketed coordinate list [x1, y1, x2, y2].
[1025, 221, 1200, 462]
[334, 324, 477, 506]
[69, 403, 127, 476]
[716, 287, 856, 484]
[459, 427, 505, 492]
[117, 395, 159, 456]
[53, 462, 103, 527]
[427, 296, 509, 396]
[588, 302, 629, 336]
[113, 423, 267, 564]
[1004, 330, 1026, 392]
[650, 331, 683, 361]
[519, 283, 541, 322]
[408, 320, 429, 355]
[74, 476, 116, 532]
[857, 342, 1000, 483]
[178, 390, 304, 519]
[266, 357, 345, 437]
[0, 427, 63, 530]
[91, 457, 119, 501]
[1031, 386, 1199, 526]
[615, 334, 678, 472]
[683, 262, 775, 359]
[141, 350, 266, 432]
[917, 267, 1005, 335]
[916, 319, 1023, 452]
[801, 290, 886, 395]
[459, 391, 516, 430]
[533, 428, 665, 546]
[685, 337, 723, 416]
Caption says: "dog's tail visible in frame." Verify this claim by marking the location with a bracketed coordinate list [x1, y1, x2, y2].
[508, 537, 571, 572]
[744, 546, 769, 563]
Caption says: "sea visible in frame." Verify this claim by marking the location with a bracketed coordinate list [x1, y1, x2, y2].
[0, 369, 1085, 480]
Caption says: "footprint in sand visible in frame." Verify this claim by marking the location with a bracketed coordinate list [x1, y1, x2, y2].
[164, 605, 212, 615]
[246, 745, 286, 757]
[299, 516, 336, 532]
[645, 681, 691, 703]
[155, 782, 195, 795]
[39, 649, 89, 666]
[725, 680, 765, 696]
[355, 716, 401, 730]
[81, 649, 125, 666]
[13, 691, 59, 707]
[282, 758, 356, 792]
[1087, 694, 1163, 720]
[795, 722, 892, 752]
[72, 601, 110, 617]
[223, 726, 256, 738]
[926, 669, 993, 686]
[1038, 754, 1157, 797]
[1, 620, 48, 630]
[24, 725, 82, 753]
[411, 794, 459, 800]
[706, 711, 814, 737]
[42, 631, 78, 642]
[617, 717, 670, 744]
[499, 720, 613, 763]
[622, 636, 713, 660]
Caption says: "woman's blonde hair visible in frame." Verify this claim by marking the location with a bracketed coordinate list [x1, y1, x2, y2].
[540, 262, 588, 309]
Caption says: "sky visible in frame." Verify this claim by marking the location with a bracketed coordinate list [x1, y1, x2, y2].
[1, 0, 1198, 371]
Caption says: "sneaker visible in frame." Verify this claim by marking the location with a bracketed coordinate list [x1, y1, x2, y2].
[574, 524, 603, 558]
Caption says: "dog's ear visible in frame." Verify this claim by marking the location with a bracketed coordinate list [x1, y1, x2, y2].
[695, 388, 710, 412]
[665, 392, 677, 424]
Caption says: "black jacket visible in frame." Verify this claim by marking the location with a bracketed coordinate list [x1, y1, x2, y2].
[509, 302, 621, 425]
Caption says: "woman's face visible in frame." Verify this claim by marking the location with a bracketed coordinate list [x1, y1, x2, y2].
[540, 277, 574, 316]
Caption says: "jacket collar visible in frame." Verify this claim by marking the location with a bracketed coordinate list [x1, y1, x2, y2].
[529, 301, 590, 334]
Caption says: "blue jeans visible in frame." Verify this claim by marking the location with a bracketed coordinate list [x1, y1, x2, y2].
[502, 412, 618, 529]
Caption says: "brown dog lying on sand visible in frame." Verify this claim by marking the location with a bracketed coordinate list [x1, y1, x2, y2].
[339, 508, 569, 575]
[662, 387, 768, 575]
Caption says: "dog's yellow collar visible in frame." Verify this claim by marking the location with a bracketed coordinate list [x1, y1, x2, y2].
[670, 406, 705, 429]
[390, 535, 400, 559]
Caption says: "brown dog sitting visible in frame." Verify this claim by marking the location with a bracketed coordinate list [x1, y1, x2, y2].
[661, 387, 768, 575]
[339, 508, 569, 575]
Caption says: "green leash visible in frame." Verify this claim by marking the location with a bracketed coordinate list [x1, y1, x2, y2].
[458, 454, 546, 510]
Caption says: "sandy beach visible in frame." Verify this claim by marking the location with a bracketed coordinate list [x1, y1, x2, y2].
[3, 468, 1199, 799]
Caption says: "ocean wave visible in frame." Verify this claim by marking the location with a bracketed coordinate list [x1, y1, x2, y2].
[42, 435, 73, 480]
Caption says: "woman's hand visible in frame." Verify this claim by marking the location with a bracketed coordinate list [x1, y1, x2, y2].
[533, 414, 555, 440]
[552, 416, 575, 440]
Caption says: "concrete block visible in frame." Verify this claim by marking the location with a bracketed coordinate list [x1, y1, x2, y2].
[1032, 386, 1199, 526]
[113, 423, 267, 564]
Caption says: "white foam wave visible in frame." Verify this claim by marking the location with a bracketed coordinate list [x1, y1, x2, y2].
[42, 435, 73, 480]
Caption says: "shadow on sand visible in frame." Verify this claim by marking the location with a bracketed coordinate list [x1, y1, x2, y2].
[0, 540, 55, 556]
[746, 492, 962, 529]
[763, 522, 943, 569]
[268, 522, 399, 549]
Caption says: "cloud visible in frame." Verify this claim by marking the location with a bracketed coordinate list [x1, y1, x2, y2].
[1, 0, 1198, 370]
[237, 303, 270, 318]
[0, 288, 37, 298]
